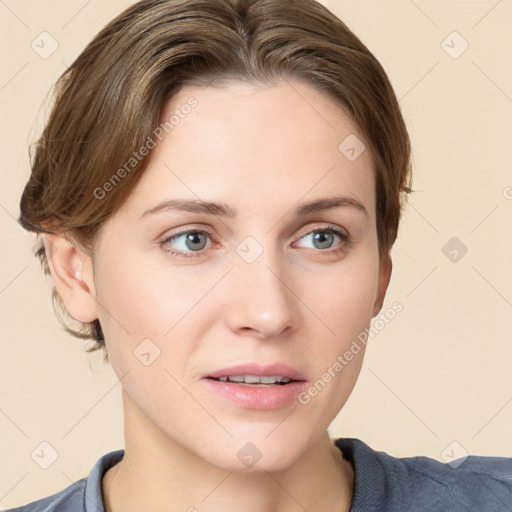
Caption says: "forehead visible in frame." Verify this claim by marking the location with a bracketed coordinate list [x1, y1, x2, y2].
[120, 79, 375, 220]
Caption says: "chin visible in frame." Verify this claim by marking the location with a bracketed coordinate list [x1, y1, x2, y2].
[197, 434, 308, 474]
[212, 452, 299, 474]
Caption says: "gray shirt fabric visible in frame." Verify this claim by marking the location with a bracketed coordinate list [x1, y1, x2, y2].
[6, 437, 512, 511]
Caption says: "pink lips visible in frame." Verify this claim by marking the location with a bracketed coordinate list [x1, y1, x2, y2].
[201, 363, 308, 410]
[203, 363, 307, 381]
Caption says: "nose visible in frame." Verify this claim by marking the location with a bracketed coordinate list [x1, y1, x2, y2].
[224, 252, 298, 340]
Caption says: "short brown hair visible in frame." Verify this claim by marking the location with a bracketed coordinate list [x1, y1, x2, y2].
[19, 0, 413, 361]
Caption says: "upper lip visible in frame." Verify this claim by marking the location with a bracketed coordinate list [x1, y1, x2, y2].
[204, 363, 307, 381]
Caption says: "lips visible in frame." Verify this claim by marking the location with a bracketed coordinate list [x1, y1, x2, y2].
[215, 375, 292, 385]
[202, 364, 309, 409]
[203, 363, 307, 382]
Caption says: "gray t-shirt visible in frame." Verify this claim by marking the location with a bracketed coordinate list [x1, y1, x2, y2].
[6, 437, 512, 511]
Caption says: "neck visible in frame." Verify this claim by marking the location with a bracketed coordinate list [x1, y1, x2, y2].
[103, 391, 354, 512]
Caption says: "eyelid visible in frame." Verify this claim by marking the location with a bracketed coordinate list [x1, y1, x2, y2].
[294, 222, 349, 241]
[291, 223, 351, 251]
[159, 226, 216, 257]
[159, 222, 351, 257]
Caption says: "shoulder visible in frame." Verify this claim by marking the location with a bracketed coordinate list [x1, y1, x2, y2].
[335, 437, 512, 512]
[3, 479, 86, 512]
[5, 449, 124, 512]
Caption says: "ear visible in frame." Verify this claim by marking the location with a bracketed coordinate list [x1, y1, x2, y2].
[372, 252, 392, 317]
[43, 233, 99, 323]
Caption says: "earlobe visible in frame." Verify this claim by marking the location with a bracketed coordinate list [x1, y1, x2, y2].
[373, 254, 392, 317]
[43, 234, 98, 323]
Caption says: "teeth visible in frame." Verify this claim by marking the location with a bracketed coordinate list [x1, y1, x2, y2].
[225, 375, 244, 383]
[258, 376, 280, 384]
[216, 375, 292, 384]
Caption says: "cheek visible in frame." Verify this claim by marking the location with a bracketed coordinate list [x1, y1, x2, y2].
[94, 251, 222, 381]
[304, 253, 379, 342]
[95, 262, 202, 413]
[297, 260, 378, 412]
[296, 251, 378, 407]
[96, 253, 202, 337]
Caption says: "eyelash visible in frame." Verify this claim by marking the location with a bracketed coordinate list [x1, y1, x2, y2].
[159, 224, 351, 259]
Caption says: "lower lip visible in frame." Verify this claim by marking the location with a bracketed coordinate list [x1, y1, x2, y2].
[202, 378, 308, 410]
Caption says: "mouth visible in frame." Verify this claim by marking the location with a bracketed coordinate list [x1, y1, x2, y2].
[201, 363, 308, 409]
[203, 363, 307, 384]
[206, 375, 300, 386]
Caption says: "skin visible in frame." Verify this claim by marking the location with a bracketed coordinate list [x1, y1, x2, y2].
[45, 78, 392, 512]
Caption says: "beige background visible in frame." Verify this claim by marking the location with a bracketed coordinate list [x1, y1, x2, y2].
[1, 0, 511, 508]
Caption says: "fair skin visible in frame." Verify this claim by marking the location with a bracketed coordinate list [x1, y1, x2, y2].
[45, 78, 392, 512]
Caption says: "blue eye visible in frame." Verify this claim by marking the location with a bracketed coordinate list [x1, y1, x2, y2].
[295, 225, 349, 251]
[160, 224, 351, 259]
[161, 229, 213, 258]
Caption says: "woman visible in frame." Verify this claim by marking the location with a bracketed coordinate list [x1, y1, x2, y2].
[9, 0, 511, 510]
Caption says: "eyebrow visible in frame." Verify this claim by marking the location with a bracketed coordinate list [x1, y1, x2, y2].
[139, 196, 368, 220]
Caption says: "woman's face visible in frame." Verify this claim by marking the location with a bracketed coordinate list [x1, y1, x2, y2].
[88, 78, 391, 471]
